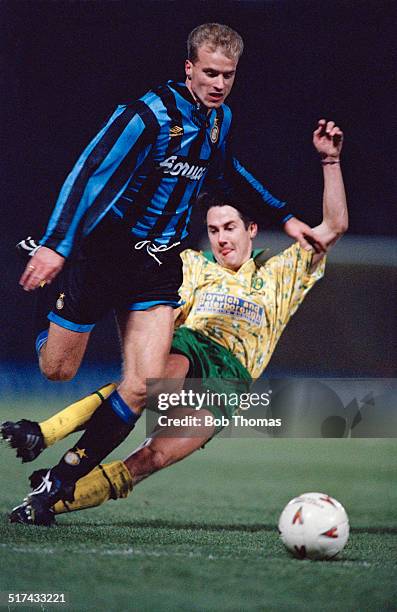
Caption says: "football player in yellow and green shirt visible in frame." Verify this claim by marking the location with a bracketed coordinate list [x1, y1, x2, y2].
[7, 119, 348, 524]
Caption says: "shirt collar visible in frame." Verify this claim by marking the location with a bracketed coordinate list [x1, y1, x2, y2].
[167, 81, 214, 123]
[202, 250, 265, 274]
[168, 81, 202, 107]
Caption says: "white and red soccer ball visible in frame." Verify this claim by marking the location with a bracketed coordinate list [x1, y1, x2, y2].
[278, 492, 349, 560]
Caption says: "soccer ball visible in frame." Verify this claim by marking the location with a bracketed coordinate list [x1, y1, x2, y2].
[278, 492, 349, 560]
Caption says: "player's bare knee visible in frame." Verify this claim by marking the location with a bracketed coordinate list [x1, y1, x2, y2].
[149, 446, 170, 471]
[117, 380, 147, 411]
[126, 444, 169, 480]
[40, 360, 78, 382]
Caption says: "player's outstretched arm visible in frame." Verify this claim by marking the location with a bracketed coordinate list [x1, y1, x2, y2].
[309, 119, 348, 270]
[218, 142, 327, 254]
[283, 216, 326, 254]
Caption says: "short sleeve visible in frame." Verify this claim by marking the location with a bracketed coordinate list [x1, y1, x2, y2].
[267, 243, 326, 328]
[174, 249, 204, 327]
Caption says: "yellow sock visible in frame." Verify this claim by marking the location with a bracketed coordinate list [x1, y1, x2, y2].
[39, 382, 117, 447]
[53, 460, 133, 515]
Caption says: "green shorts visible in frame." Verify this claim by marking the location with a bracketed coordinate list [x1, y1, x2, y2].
[171, 327, 252, 426]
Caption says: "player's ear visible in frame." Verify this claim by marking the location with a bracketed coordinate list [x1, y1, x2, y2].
[249, 223, 258, 239]
[185, 59, 193, 80]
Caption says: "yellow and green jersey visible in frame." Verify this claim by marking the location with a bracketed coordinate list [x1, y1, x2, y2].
[175, 244, 325, 379]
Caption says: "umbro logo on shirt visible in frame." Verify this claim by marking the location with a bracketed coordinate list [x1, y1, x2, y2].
[170, 125, 184, 137]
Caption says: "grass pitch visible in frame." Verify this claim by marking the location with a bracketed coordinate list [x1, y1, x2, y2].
[0, 399, 396, 611]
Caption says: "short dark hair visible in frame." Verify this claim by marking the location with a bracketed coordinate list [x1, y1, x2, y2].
[187, 23, 244, 64]
[198, 190, 258, 229]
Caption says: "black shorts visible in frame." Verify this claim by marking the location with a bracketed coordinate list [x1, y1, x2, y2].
[47, 216, 184, 332]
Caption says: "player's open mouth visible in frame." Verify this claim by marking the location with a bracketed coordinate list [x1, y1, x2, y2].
[208, 93, 223, 101]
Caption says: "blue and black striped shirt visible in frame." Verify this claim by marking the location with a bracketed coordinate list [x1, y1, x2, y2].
[41, 81, 291, 257]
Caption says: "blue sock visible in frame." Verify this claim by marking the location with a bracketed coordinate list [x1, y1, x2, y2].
[35, 329, 49, 357]
[108, 390, 140, 426]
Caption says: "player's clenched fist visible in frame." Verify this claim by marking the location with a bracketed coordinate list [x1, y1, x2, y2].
[313, 119, 343, 160]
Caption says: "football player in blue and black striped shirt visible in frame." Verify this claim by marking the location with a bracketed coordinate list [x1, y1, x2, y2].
[14, 23, 325, 524]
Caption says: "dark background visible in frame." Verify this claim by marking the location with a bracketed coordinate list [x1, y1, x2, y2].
[1, 0, 396, 375]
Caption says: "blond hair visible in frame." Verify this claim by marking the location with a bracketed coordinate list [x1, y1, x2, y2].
[187, 23, 244, 63]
